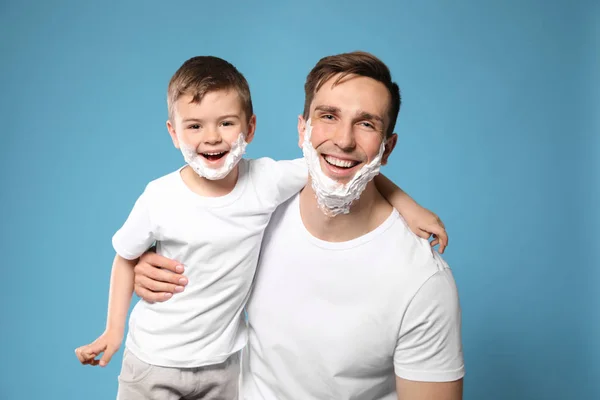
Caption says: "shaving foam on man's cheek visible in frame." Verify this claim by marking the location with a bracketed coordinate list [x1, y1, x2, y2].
[179, 132, 247, 180]
[302, 119, 385, 217]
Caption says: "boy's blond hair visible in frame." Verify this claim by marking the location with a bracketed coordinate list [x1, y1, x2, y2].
[167, 56, 253, 122]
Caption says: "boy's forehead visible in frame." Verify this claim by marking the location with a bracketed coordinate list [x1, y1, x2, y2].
[174, 90, 244, 117]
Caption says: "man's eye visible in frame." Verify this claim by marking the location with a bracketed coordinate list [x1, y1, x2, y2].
[321, 114, 335, 120]
[360, 122, 375, 129]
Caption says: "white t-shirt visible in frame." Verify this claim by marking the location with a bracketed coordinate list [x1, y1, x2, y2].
[112, 158, 307, 368]
[241, 195, 465, 399]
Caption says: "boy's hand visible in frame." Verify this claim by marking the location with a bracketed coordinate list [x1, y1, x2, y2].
[133, 252, 187, 303]
[406, 208, 448, 254]
[75, 331, 122, 367]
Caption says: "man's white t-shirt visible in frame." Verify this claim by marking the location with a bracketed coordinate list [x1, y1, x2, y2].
[242, 195, 465, 399]
[112, 158, 307, 368]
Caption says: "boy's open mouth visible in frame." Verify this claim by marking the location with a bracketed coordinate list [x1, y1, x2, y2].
[201, 151, 228, 161]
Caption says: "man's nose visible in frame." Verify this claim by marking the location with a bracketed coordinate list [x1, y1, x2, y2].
[332, 123, 356, 151]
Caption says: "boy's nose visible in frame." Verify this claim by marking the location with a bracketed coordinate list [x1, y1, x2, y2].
[203, 129, 222, 144]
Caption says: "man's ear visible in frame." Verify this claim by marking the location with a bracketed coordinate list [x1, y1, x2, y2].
[297, 115, 307, 149]
[167, 120, 180, 149]
[245, 114, 257, 144]
[381, 133, 398, 165]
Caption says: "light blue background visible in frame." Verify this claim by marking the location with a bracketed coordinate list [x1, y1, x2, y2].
[0, 1, 597, 399]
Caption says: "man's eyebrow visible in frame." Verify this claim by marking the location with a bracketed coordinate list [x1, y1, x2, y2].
[314, 105, 341, 114]
[356, 111, 385, 124]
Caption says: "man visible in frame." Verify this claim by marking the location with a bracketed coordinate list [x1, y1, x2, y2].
[133, 51, 464, 399]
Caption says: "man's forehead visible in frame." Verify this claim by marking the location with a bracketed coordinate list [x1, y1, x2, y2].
[311, 75, 390, 121]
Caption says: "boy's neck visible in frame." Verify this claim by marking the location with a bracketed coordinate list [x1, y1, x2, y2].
[180, 164, 239, 197]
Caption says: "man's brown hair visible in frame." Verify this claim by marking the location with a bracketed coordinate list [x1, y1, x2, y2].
[167, 56, 253, 121]
[303, 51, 401, 137]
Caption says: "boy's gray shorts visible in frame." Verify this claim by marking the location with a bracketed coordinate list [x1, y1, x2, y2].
[116, 348, 240, 400]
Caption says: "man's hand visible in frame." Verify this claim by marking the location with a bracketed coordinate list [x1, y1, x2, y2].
[75, 329, 123, 367]
[405, 208, 448, 254]
[133, 252, 188, 303]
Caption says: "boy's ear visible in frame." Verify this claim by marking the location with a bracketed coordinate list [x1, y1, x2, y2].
[381, 133, 398, 165]
[245, 114, 257, 144]
[167, 120, 180, 149]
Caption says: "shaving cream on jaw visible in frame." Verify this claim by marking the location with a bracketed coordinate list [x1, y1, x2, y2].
[179, 132, 247, 180]
[301, 119, 385, 217]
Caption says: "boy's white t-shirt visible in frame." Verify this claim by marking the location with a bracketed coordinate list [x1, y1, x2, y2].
[112, 158, 307, 368]
[241, 195, 464, 399]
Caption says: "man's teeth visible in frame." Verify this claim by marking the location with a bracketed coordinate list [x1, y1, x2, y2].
[324, 155, 358, 168]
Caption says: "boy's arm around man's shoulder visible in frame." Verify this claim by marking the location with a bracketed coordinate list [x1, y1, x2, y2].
[249, 157, 308, 206]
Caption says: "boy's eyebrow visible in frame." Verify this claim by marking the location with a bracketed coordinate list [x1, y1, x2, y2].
[218, 114, 241, 120]
[182, 114, 241, 123]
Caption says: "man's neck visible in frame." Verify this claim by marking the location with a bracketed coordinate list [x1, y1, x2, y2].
[299, 179, 393, 242]
[180, 164, 239, 197]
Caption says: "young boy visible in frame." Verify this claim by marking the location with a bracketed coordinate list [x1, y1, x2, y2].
[75, 56, 448, 399]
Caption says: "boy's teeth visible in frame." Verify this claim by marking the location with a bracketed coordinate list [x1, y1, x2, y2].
[325, 155, 357, 168]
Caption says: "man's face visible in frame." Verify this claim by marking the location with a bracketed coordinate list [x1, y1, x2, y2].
[167, 90, 255, 169]
[298, 74, 397, 184]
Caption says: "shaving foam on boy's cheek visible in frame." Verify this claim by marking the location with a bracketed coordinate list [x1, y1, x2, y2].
[301, 119, 385, 217]
[178, 132, 247, 180]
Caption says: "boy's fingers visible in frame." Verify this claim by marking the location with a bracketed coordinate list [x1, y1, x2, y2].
[99, 346, 118, 367]
[427, 225, 448, 248]
[439, 241, 446, 254]
[75, 347, 88, 363]
[414, 228, 430, 240]
[87, 341, 106, 356]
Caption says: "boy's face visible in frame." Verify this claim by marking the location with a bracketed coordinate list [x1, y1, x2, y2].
[298, 74, 397, 184]
[167, 89, 256, 169]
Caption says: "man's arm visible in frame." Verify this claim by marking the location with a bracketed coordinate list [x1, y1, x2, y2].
[396, 377, 463, 400]
[133, 251, 187, 303]
[394, 265, 464, 399]
[373, 174, 448, 253]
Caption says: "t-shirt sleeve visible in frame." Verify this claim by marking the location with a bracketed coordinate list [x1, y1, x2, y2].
[394, 267, 465, 382]
[111, 189, 156, 260]
[250, 157, 308, 206]
[272, 158, 308, 205]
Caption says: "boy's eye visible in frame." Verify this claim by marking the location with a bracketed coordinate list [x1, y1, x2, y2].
[189, 124, 200, 130]
[221, 121, 234, 127]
